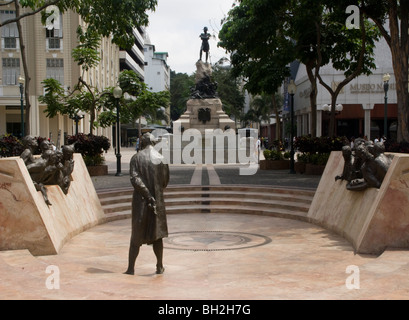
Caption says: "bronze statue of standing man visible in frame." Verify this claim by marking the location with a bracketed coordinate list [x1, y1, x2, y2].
[124, 133, 170, 275]
[199, 26, 211, 63]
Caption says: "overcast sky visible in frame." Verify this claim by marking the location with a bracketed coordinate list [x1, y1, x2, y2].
[146, 0, 236, 75]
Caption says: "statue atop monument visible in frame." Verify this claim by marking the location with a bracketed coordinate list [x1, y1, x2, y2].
[199, 26, 210, 63]
[190, 60, 218, 99]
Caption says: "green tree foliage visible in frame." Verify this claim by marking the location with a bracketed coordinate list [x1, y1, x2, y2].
[342, 0, 409, 141]
[169, 70, 194, 121]
[211, 61, 245, 123]
[218, 0, 380, 137]
[218, 0, 293, 95]
[40, 70, 170, 133]
[244, 93, 282, 132]
[0, 0, 158, 134]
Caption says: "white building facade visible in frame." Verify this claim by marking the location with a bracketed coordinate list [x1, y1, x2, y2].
[285, 34, 397, 141]
[0, 5, 121, 147]
[143, 37, 170, 124]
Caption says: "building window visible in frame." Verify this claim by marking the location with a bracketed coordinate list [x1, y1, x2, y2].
[2, 58, 20, 85]
[45, 13, 63, 50]
[46, 58, 64, 84]
[0, 10, 19, 50]
[46, 29, 61, 49]
[4, 37, 16, 49]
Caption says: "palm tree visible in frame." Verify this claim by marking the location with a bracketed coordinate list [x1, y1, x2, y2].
[246, 93, 283, 140]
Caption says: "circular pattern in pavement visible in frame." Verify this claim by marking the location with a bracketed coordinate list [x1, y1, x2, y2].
[164, 231, 272, 251]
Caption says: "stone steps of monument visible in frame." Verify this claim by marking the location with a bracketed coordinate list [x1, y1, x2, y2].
[165, 190, 313, 203]
[98, 185, 315, 223]
[100, 191, 312, 213]
[101, 205, 310, 224]
[165, 197, 311, 212]
[98, 185, 314, 203]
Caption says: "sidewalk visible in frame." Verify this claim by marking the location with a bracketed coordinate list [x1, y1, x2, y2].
[93, 147, 321, 191]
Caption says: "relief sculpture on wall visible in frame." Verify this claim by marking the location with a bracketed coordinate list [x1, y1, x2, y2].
[20, 135, 75, 206]
[335, 138, 392, 191]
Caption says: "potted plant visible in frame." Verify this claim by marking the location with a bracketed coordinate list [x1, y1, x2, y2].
[305, 153, 330, 175]
[67, 133, 110, 176]
[294, 135, 346, 175]
[260, 149, 290, 170]
[0, 134, 24, 158]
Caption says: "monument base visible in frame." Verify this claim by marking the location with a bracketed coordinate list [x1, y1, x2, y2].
[174, 98, 236, 134]
[0, 154, 105, 256]
[308, 151, 409, 255]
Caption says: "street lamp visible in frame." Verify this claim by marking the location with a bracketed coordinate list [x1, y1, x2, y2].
[18, 75, 25, 137]
[288, 80, 297, 174]
[71, 111, 85, 135]
[383, 73, 391, 138]
[322, 103, 343, 114]
[113, 86, 123, 176]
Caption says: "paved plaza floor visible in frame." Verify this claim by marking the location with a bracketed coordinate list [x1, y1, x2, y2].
[2, 147, 409, 301]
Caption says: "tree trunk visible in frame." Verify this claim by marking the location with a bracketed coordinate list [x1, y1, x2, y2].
[318, 13, 366, 137]
[90, 106, 95, 135]
[15, 1, 31, 136]
[388, 1, 409, 142]
[365, 1, 409, 142]
[306, 63, 317, 137]
[271, 94, 281, 141]
[329, 96, 338, 137]
[392, 50, 409, 141]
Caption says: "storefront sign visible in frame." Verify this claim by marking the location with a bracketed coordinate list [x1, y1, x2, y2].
[350, 82, 396, 94]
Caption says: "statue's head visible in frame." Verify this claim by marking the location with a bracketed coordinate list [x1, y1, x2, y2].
[203, 26, 208, 32]
[40, 140, 51, 152]
[342, 145, 352, 158]
[22, 135, 38, 148]
[140, 132, 157, 149]
[62, 144, 76, 159]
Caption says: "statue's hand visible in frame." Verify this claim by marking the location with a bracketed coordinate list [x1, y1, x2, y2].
[147, 196, 156, 205]
[147, 197, 157, 215]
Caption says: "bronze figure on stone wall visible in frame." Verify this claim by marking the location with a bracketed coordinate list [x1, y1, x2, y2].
[20, 136, 75, 205]
[335, 138, 392, 191]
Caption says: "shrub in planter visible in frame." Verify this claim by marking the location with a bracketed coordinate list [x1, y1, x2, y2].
[0, 135, 51, 158]
[261, 149, 289, 170]
[67, 133, 110, 167]
[295, 135, 347, 154]
[385, 140, 409, 153]
[270, 139, 284, 151]
[297, 152, 330, 175]
[0, 134, 23, 158]
[309, 153, 330, 166]
[263, 149, 284, 161]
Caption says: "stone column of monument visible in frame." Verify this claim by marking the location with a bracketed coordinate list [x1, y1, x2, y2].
[170, 28, 236, 164]
[174, 60, 236, 134]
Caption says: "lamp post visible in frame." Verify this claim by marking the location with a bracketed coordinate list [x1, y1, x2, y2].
[71, 112, 85, 135]
[113, 86, 123, 176]
[288, 80, 297, 174]
[383, 73, 391, 139]
[18, 75, 25, 137]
